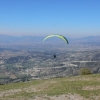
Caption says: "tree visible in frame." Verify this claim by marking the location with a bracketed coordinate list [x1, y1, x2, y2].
[79, 67, 92, 75]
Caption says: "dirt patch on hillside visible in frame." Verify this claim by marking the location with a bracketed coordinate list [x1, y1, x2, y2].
[1, 93, 100, 100]
[47, 94, 87, 100]
[0, 89, 21, 97]
[5, 94, 88, 100]
[82, 85, 100, 90]
[30, 94, 88, 100]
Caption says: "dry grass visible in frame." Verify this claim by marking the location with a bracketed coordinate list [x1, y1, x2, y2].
[0, 74, 100, 100]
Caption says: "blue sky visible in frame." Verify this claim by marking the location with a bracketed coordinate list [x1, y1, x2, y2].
[0, 0, 100, 38]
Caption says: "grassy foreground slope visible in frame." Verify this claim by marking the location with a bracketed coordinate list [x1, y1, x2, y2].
[0, 74, 100, 100]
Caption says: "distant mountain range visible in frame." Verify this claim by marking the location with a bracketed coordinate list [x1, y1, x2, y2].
[0, 34, 100, 44]
[0, 34, 44, 43]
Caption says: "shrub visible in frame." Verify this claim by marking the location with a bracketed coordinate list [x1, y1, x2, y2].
[79, 67, 92, 75]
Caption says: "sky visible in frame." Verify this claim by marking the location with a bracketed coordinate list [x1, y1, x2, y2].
[0, 0, 100, 38]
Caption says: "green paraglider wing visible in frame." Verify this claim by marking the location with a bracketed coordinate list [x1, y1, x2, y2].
[43, 34, 69, 44]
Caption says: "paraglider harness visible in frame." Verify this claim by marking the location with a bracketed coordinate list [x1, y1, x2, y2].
[53, 54, 56, 58]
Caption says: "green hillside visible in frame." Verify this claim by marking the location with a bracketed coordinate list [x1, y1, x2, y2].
[0, 74, 100, 100]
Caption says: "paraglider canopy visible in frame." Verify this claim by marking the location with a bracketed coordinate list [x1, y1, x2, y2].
[43, 34, 69, 44]
[43, 34, 69, 59]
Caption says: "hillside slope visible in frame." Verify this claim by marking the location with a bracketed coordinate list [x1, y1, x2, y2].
[0, 74, 100, 100]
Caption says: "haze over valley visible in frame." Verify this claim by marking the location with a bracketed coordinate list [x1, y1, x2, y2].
[0, 34, 100, 84]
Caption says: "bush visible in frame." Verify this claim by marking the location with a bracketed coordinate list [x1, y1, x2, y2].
[79, 67, 92, 75]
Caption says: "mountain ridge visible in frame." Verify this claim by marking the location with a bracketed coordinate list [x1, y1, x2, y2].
[0, 34, 100, 44]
